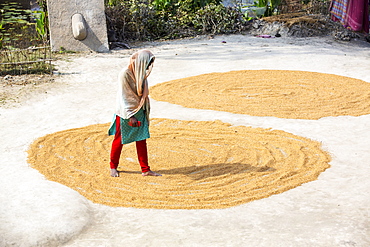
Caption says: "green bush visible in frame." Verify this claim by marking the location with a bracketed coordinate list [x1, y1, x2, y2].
[106, 0, 247, 42]
[193, 4, 246, 34]
[106, 1, 163, 41]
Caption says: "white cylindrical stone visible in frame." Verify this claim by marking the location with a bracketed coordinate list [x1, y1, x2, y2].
[72, 13, 87, 41]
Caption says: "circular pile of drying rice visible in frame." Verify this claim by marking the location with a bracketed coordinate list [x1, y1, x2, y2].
[28, 119, 330, 209]
[150, 70, 370, 119]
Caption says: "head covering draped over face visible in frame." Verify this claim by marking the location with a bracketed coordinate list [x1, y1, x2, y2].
[115, 49, 155, 121]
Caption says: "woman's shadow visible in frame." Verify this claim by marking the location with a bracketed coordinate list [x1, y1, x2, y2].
[157, 163, 276, 180]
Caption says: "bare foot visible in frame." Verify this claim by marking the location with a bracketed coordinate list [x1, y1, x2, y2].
[110, 169, 119, 177]
[142, 170, 162, 176]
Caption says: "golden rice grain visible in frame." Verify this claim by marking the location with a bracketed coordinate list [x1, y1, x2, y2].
[28, 119, 330, 209]
[150, 70, 370, 119]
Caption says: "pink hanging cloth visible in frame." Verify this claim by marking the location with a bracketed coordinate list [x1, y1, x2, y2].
[346, 0, 369, 33]
[330, 0, 369, 33]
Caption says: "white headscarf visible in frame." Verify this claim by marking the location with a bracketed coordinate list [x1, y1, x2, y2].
[115, 50, 155, 121]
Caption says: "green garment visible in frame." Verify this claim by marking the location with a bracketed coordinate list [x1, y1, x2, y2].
[108, 108, 150, 144]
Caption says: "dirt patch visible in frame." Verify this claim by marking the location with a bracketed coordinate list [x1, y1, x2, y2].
[0, 74, 55, 107]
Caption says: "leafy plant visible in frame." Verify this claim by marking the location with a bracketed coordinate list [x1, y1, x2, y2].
[267, 0, 281, 16]
[249, 0, 281, 17]
[105, 0, 122, 7]
[0, 21, 3, 49]
[106, 0, 172, 41]
[152, 0, 174, 12]
[254, 0, 268, 7]
[33, 10, 48, 42]
[106, 0, 242, 42]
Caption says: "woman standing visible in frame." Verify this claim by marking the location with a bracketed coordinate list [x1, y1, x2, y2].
[108, 50, 161, 177]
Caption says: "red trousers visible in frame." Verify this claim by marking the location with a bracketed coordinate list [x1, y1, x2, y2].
[110, 115, 150, 172]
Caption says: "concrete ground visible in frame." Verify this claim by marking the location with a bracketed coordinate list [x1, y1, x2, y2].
[0, 34, 369, 247]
